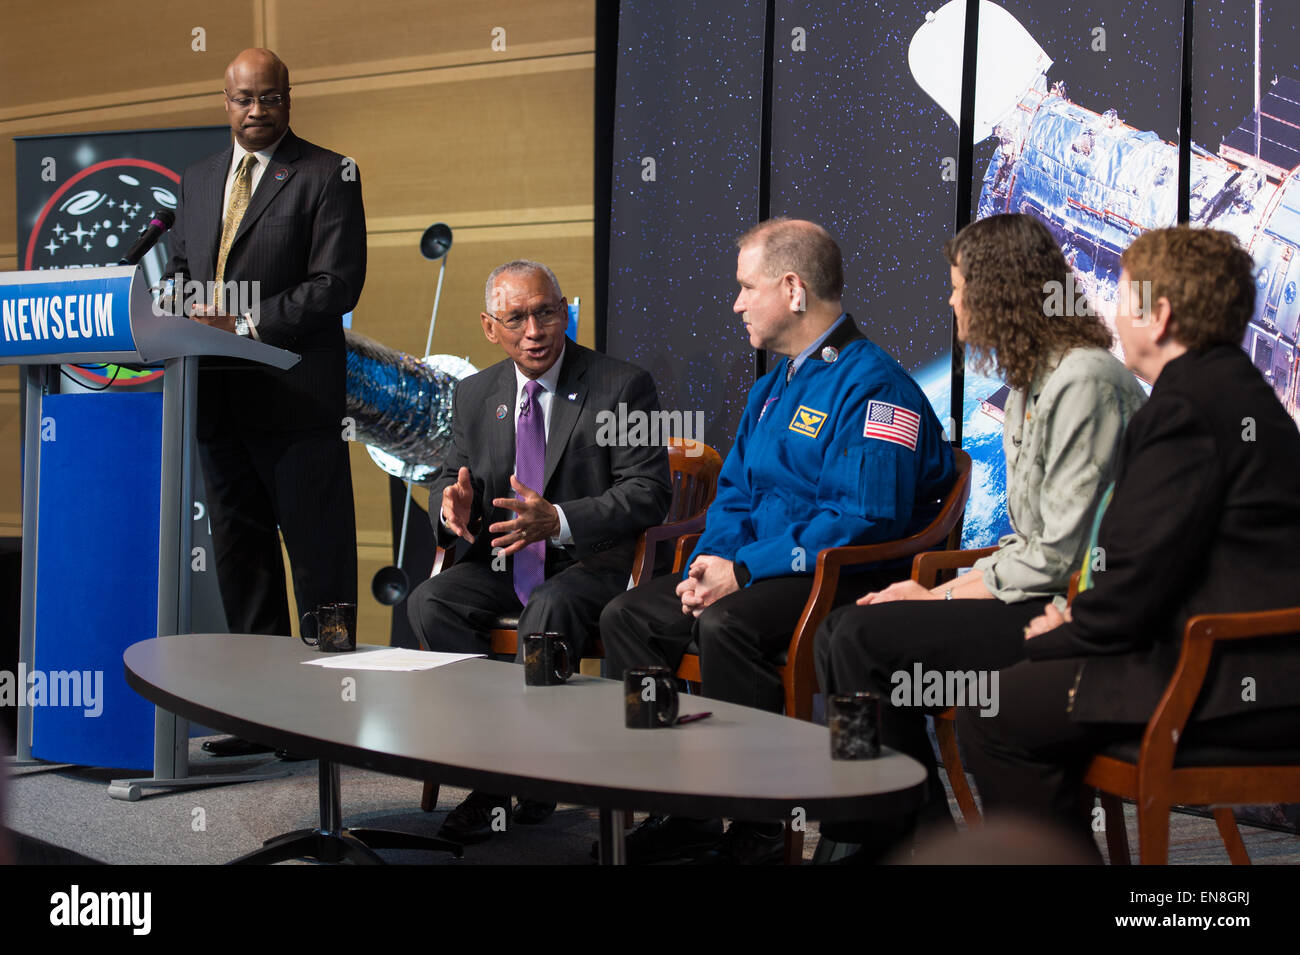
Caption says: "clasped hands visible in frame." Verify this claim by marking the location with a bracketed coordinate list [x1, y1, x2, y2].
[677, 555, 739, 617]
[441, 467, 559, 555]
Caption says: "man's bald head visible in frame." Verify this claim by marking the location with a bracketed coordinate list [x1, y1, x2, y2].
[225, 48, 289, 89]
[222, 48, 292, 152]
[735, 218, 843, 303]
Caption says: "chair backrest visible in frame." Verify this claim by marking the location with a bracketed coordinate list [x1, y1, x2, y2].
[778, 447, 974, 721]
[930, 447, 973, 552]
[664, 437, 723, 523]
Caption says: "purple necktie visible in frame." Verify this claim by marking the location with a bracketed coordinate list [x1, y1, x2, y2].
[513, 379, 546, 604]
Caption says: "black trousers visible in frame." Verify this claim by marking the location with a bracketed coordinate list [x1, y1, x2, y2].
[601, 569, 898, 713]
[199, 425, 357, 636]
[405, 551, 629, 662]
[957, 657, 1300, 856]
[814, 597, 1049, 833]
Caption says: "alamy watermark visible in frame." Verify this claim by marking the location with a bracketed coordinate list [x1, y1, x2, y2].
[154, 276, 261, 326]
[49, 885, 150, 934]
[0, 665, 104, 717]
[1043, 275, 1153, 324]
[595, 402, 705, 455]
[890, 663, 999, 717]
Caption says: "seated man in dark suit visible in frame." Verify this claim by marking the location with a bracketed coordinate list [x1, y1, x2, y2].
[406, 259, 672, 844]
[959, 226, 1300, 857]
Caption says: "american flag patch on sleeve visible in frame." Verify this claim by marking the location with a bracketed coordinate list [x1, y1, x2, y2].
[864, 400, 920, 451]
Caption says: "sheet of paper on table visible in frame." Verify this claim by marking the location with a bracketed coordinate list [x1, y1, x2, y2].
[301, 648, 486, 671]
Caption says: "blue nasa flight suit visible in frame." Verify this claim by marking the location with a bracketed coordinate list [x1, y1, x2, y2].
[600, 313, 954, 715]
[691, 318, 954, 582]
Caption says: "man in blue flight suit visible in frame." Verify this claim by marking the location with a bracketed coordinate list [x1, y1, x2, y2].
[599, 218, 955, 863]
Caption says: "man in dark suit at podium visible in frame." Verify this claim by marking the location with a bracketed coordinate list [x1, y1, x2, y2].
[406, 259, 672, 842]
[165, 48, 366, 757]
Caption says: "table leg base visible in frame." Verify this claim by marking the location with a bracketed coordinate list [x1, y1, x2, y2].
[227, 826, 464, 864]
[345, 827, 465, 859]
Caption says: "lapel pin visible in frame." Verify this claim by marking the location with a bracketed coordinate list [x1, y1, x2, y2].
[567, 392, 578, 401]
[274, 168, 288, 181]
[495, 403, 508, 420]
[821, 346, 839, 362]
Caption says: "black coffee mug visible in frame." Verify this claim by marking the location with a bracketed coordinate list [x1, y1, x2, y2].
[523, 632, 573, 686]
[624, 666, 679, 728]
[301, 602, 357, 653]
[828, 691, 882, 759]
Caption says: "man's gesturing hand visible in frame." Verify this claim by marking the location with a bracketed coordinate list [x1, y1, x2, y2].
[677, 555, 739, 617]
[490, 475, 560, 556]
[441, 467, 476, 542]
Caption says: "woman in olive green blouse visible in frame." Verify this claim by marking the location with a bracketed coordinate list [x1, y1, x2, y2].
[814, 213, 1146, 853]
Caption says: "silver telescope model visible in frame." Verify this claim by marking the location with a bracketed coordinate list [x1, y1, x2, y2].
[350, 223, 475, 605]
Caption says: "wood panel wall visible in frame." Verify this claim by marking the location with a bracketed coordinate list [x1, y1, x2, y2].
[1, 0, 596, 645]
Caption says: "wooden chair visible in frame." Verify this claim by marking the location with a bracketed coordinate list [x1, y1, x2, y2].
[419, 436, 722, 812]
[914, 554, 1082, 828]
[674, 449, 973, 719]
[919, 562, 1300, 865]
[672, 449, 972, 863]
[1083, 607, 1300, 864]
[910, 545, 1000, 828]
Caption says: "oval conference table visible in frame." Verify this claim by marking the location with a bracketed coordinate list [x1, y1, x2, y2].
[124, 634, 926, 864]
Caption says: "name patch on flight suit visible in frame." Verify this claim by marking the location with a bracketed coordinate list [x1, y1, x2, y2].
[789, 405, 828, 438]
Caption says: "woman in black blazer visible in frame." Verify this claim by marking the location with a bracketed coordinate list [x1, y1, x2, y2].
[958, 226, 1300, 855]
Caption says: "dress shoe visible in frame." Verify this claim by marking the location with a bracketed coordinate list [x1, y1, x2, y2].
[701, 820, 785, 865]
[437, 791, 510, 844]
[590, 814, 723, 863]
[512, 798, 556, 825]
[201, 736, 273, 757]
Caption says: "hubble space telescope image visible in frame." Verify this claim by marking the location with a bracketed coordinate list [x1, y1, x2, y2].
[912, 0, 1300, 423]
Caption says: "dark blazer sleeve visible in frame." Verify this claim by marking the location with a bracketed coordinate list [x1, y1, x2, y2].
[251, 161, 366, 348]
[555, 366, 672, 560]
[1027, 393, 1222, 660]
[428, 375, 485, 549]
[163, 174, 192, 281]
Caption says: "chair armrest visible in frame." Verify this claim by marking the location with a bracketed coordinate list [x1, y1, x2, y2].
[1139, 607, 1300, 775]
[430, 544, 456, 577]
[672, 533, 702, 576]
[780, 540, 988, 715]
[629, 514, 709, 587]
[910, 546, 999, 588]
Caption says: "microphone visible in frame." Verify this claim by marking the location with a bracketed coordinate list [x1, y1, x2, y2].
[118, 209, 176, 266]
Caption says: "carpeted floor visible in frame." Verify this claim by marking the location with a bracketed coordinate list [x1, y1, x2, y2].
[4, 736, 1298, 864]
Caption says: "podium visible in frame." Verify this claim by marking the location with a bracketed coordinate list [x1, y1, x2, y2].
[0, 265, 298, 796]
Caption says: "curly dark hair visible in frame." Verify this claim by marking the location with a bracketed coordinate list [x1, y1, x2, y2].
[1120, 226, 1255, 350]
[944, 214, 1112, 392]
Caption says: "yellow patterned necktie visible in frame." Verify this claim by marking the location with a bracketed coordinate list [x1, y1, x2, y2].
[214, 153, 256, 311]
